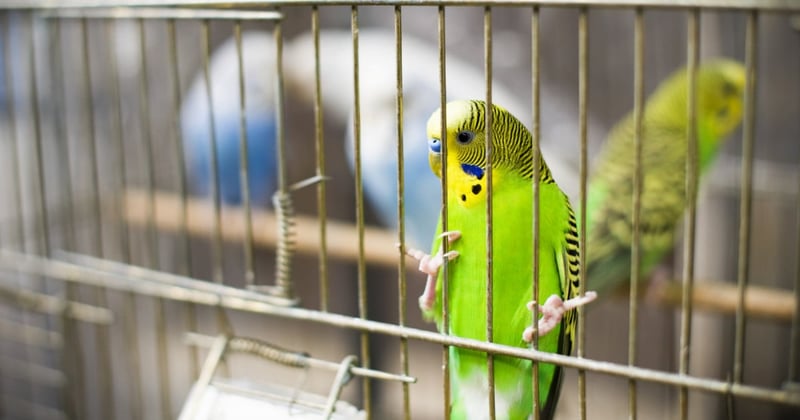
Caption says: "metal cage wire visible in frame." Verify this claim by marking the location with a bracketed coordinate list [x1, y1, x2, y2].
[0, 1, 798, 420]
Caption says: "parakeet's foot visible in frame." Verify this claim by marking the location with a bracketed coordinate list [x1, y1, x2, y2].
[522, 291, 598, 342]
[404, 231, 461, 311]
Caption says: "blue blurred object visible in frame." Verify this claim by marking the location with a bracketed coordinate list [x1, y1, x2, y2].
[286, 29, 598, 249]
[181, 32, 278, 208]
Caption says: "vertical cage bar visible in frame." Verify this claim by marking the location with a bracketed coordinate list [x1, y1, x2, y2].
[166, 17, 200, 379]
[483, 6, 496, 420]
[138, 17, 172, 420]
[201, 19, 225, 285]
[679, 9, 700, 420]
[628, 8, 645, 420]
[79, 17, 115, 420]
[438, 5, 451, 419]
[394, 5, 411, 419]
[311, 6, 329, 312]
[105, 18, 143, 420]
[166, 19, 193, 281]
[28, 13, 50, 258]
[733, 10, 757, 387]
[52, 15, 85, 420]
[530, 6, 541, 419]
[27, 41, 52, 418]
[577, 7, 589, 420]
[233, 20, 256, 290]
[138, 18, 159, 269]
[351, 6, 371, 418]
[105, 19, 131, 263]
[4, 13, 37, 419]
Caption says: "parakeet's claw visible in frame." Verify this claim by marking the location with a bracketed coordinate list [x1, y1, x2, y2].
[522, 291, 598, 342]
[404, 231, 461, 312]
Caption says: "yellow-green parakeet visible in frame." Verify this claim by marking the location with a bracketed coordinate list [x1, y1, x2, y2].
[586, 59, 746, 295]
[407, 100, 596, 419]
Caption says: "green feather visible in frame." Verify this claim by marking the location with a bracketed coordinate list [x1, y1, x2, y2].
[425, 100, 580, 419]
[585, 59, 746, 295]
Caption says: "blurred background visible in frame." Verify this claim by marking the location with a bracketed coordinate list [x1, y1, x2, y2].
[0, 2, 798, 419]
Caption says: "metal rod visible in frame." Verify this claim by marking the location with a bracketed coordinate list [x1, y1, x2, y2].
[177, 335, 228, 420]
[679, 9, 700, 420]
[0, 318, 62, 348]
[483, 6, 496, 420]
[185, 332, 416, 383]
[201, 19, 224, 285]
[79, 18, 115, 419]
[3, 13, 37, 420]
[137, 17, 172, 420]
[233, 21, 256, 290]
[350, 7, 371, 418]
[5, 249, 800, 407]
[438, 6, 451, 419]
[167, 18, 193, 283]
[577, 7, 589, 420]
[36, 7, 282, 20]
[733, 9, 757, 386]
[792, 103, 800, 382]
[628, 7, 644, 420]
[104, 18, 143, 420]
[394, 5, 411, 419]
[0, 283, 113, 324]
[7, 0, 800, 12]
[530, 6, 541, 420]
[166, 17, 200, 381]
[311, 6, 329, 312]
[138, 17, 158, 269]
[49, 16, 83, 420]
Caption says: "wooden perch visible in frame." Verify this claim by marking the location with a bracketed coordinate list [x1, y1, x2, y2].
[123, 189, 796, 322]
[123, 189, 413, 269]
[651, 280, 795, 323]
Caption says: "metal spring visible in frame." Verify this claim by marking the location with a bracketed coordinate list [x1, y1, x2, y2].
[272, 189, 296, 300]
[228, 336, 310, 368]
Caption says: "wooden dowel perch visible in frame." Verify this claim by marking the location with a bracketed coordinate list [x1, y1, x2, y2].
[123, 189, 411, 269]
[123, 189, 795, 322]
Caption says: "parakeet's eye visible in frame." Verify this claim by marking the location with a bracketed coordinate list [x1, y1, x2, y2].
[721, 81, 738, 97]
[428, 138, 441, 153]
[456, 130, 475, 145]
[716, 106, 729, 120]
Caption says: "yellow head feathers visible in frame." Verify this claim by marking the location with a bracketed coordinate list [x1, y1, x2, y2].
[425, 100, 547, 182]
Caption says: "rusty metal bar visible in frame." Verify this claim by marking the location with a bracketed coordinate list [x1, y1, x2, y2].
[679, 8, 700, 420]
[233, 21, 257, 290]
[350, 6, 372, 418]
[37, 7, 282, 20]
[166, 17, 200, 381]
[79, 18, 116, 419]
[530, 6, 541, 419]
[628, 7, 645, 420]
[311, 6, 329, 312]
[137, 17, 172, 420]
[4, 249, 800, 407]
[577, 6, 589, 420]
[733, 9, 758, 386]
[201, 19, 225, 285]
[394, 5, 411, 419]
[438, 5, 451, 419]
[7, 0, 800, 12]
[104, 18, 143, 420]
[483, 6, 496, 420]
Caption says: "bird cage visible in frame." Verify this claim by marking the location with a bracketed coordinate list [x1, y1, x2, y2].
[0, 1, 798, 419]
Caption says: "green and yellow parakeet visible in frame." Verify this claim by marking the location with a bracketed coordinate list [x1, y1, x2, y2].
[407, 100, 596, 419]
[586, 59, 746, 295]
